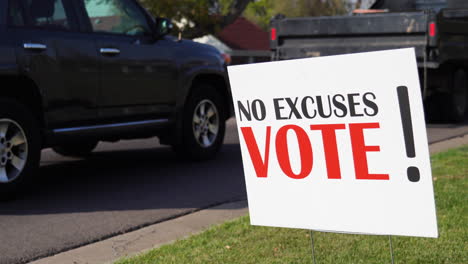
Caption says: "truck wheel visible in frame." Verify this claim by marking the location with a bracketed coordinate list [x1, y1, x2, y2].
[424, 94, 442, 123]
[52, 141, 98, 157]
[174, 84, 226, 160]
[0, 98, 41, 200]
[448, 69, 468, 122]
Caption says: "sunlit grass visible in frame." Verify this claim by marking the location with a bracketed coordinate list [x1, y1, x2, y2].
[117, 146, 468, 264]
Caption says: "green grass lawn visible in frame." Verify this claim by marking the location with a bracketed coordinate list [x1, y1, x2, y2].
[117, 146, 468, 264]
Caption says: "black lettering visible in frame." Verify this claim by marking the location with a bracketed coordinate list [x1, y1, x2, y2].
[316, 95, 332, 118]
[237, 100, 251, 121]
[301, 96, 317, 119]
[348, 93, 364, 117]
[363, 92, 379, 116]
[286, 97, 302, 119]
[252, 99, 266, 121]
[273, 98, 288, 120]
[332, 94, 347, 118]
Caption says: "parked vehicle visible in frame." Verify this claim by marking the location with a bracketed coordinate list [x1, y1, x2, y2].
[0, 0, 233, 198]
[270, 0, 468, 122]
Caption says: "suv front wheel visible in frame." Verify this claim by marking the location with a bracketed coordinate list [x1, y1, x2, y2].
[0, 98, 41, 200]
[174, 84, 226, 160]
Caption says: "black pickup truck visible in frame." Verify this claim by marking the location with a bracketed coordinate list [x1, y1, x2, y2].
[270, 0, 468, 123]
[0, 0, 233, 198]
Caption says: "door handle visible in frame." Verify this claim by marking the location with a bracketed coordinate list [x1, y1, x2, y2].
[23, 43, 47, 51]
[100, 48, 120, 55]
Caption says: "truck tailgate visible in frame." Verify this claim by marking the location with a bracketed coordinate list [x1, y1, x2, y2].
[272, 12, 430, 59]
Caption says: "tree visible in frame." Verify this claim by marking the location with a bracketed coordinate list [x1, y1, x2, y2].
[244, 0, 349, 30]
[140, 0, 349, 38]
[140, 0, 254, 38]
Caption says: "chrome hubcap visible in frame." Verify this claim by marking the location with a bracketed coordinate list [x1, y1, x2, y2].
[0, 119, 28, 183]
[193, 99, 219, 148]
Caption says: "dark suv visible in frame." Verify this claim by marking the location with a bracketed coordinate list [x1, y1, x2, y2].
[0, 0, 233, 198]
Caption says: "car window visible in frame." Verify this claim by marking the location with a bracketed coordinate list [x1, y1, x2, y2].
[9, 0, 71, 30]
[83, 0, 152, 36]
[8, 1, 25, 26]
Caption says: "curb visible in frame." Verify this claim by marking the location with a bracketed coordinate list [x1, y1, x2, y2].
[429, 133, 468, 154]
[29, 200, 249, 264]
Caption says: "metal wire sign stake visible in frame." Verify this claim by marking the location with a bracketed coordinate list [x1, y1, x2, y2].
[309, 230, 317, 264]
[389, 235, 395, 264]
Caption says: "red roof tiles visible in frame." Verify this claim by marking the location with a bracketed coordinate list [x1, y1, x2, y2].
[217, 17, 269, 51]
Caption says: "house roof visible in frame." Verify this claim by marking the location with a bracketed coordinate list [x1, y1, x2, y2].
[217, 17, 269, 51]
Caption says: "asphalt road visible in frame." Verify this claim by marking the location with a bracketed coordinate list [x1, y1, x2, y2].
[0, 119, 467, 264]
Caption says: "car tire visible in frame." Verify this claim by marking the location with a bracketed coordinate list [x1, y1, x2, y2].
[0, 98, 41, 200]
[423, 93, 442, 123]
[445, 69, 468, 122]
[53, 141, 98, 157]
[174, 84, 226, 160]
[428, 68, 468, 123]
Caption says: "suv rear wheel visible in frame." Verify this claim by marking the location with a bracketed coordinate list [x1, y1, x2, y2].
[447, 69, 468, 122]
[174, 84, 226, 160]
[53, 141, 98, 157]
[0, 98, 41, 200]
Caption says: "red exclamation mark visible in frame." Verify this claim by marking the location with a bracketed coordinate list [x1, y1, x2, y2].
[397, 86, 420, 182]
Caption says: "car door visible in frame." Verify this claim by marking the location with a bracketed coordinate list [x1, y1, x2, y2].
[9, 0, 100, 128]
[78, 0, 178, 120]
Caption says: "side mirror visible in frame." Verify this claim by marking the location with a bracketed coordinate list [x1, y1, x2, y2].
[155, 18, 173, 37]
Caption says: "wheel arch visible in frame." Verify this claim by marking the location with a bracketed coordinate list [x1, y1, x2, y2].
[188, 73, 233, 120]
[0, 74, 46, 131]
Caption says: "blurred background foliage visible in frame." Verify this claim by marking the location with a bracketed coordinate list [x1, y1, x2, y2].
[140, 0, 351, 37]
[245, 0, 349, 30]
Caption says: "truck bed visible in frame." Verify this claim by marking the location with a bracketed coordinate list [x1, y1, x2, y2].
[271, 12, 432, 62]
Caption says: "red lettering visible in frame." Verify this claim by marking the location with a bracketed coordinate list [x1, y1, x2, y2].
[311, 124, 346, 179]
[349, 123, 389, 180]
[240, 127, 271, 178]
[275, 125, 313, 179]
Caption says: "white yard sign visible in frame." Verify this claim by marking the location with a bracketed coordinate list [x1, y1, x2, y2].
[228, 49, 438, 238]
